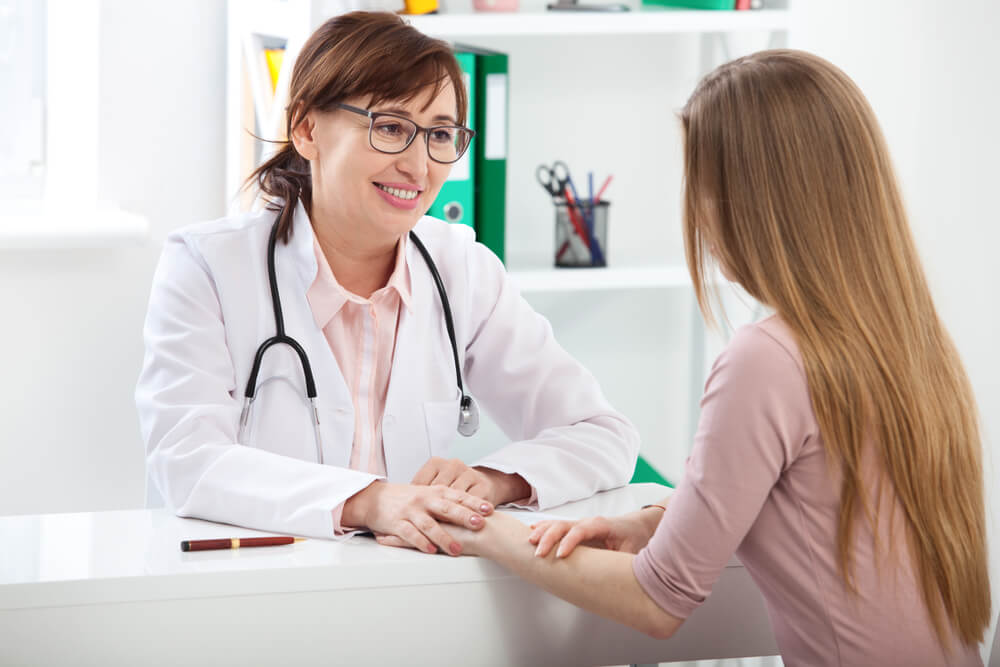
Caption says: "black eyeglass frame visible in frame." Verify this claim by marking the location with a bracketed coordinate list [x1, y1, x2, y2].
[336, 103, 475, 165]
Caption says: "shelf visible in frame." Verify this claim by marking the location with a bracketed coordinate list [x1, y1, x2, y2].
[0, 204, 150, 249]
[405, 8, 790, 37]
[508, 264, 692, 292]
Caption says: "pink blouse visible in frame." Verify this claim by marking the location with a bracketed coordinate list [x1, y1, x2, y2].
[307, 236, 411, 533]
[632, 316, 982, 666]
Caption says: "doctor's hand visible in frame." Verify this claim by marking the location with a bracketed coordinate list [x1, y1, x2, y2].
[528, 509, 662, 559]
[343, 481, 493, 556]
[411, 457, 531, 506]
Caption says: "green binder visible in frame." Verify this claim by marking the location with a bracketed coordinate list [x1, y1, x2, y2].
[630, 455, 674, 487]
[428, 51, 476, 228]
[454, 44, 508, 263]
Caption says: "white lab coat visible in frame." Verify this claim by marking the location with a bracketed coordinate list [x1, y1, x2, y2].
[135, 202, 639, 538]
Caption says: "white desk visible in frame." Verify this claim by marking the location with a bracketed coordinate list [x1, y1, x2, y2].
[0, 483, 778, 666]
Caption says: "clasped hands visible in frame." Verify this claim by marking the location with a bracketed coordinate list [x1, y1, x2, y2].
[342, 456, 530, 556]
[345, 455, 661, 561]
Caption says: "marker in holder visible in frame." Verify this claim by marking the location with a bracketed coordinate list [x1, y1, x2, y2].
[555, 200, 609, 268]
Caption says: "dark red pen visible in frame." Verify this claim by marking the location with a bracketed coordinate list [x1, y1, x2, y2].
[180, 536, 305, 552]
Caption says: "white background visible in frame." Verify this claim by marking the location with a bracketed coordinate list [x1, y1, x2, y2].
[0, 0, 996, 660]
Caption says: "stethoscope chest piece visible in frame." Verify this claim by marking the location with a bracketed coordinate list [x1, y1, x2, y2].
[458, 394, 480, 437]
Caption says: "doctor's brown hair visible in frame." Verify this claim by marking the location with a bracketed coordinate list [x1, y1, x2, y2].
[681, 50, 989, 649]
[245, 11, 468, 243]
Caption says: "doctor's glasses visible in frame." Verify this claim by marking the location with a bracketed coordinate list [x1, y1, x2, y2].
[337, 103, 475, 165]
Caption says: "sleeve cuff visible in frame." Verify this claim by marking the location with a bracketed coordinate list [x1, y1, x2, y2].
[631, 545, 700, 621]
[500, 485, 539, 510]
[473, 463, 540, 509]
[330, 476, 384, 536]
[331, 502, 351, 536]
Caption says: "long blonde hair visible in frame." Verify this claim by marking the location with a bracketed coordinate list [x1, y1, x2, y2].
[681, 49, 989, 647]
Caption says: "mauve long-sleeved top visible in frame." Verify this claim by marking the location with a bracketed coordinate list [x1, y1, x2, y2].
[633, 316, 982, 667]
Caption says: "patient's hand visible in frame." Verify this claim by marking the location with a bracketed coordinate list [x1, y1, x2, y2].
[528, 511, 660, 559]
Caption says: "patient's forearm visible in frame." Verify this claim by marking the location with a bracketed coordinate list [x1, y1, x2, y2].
[481, 519, 682, 639]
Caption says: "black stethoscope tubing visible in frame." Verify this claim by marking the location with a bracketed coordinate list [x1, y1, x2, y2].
[238, 217, 478, 463]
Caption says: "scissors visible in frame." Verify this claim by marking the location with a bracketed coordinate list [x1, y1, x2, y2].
[537, 160, 600, 261]
[536, 160, 573, 201]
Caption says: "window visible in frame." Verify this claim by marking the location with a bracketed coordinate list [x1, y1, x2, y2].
[0, 0, 46, 200]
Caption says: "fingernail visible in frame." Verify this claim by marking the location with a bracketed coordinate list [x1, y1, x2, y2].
[556, 548, 565, 558]
[534, 545, 542, 557]
[450, 542, 462, 555]
[480, 503, 492, 513]
[469, 514, 482, 526]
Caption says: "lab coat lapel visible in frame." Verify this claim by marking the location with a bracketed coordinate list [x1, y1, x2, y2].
[382, 234, 459, 483]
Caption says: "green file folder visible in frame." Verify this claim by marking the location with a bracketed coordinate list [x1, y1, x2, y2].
[630, 455, 674, 487]
[428, 51, 476, 228]
[454, 44, 508, 264]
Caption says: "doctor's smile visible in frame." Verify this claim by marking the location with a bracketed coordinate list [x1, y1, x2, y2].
[374, 182, 424, 208]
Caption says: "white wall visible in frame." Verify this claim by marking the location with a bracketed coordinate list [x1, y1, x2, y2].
[1, 2, 996, 655]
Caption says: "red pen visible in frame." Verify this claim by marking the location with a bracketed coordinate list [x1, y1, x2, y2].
[562, 186, 593, 250]
[180, 536, 305, 552]
[593, 174, 613, 203]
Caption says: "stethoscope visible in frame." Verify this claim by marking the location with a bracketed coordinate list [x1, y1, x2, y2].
[237, 217, 481, 464]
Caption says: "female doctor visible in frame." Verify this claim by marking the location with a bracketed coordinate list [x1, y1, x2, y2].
[135, 11, 639, 556]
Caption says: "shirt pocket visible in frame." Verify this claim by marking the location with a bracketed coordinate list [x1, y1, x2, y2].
[423, 399, 460, 457]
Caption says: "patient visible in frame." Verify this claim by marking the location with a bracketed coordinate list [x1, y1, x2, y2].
[451, 50, 991, 666]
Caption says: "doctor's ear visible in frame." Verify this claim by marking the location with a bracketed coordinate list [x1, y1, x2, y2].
[289, 109, 319, 161]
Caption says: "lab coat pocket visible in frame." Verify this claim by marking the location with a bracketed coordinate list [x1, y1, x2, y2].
[423, 399, 460, 457]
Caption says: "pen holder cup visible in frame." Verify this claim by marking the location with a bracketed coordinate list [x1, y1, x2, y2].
[554, 200, 609, 268]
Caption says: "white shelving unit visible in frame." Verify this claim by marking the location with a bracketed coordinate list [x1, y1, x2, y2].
[226, 0, 791, 476]
[405, 8, 790, 36]
[509, 264, 691, 293]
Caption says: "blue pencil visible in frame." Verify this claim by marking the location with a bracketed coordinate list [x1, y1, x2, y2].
[565, 174, 604, 265]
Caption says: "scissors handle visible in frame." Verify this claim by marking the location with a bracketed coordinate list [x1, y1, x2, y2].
[536, 164, 556, 191]
[536, 165, 563, 199]
[550, 160, 571, 185]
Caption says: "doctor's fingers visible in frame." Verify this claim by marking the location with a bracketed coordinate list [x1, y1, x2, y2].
[376, 534, 418, 550]
[411, 456, 458, 486]
[425, 485, 495, 517]
[428, 458, 474, 488]
[451, 468, 487, 495]
[384, 520, 441, 555]
[424, 494, 486, 531]
[407, 513, 464, 556]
